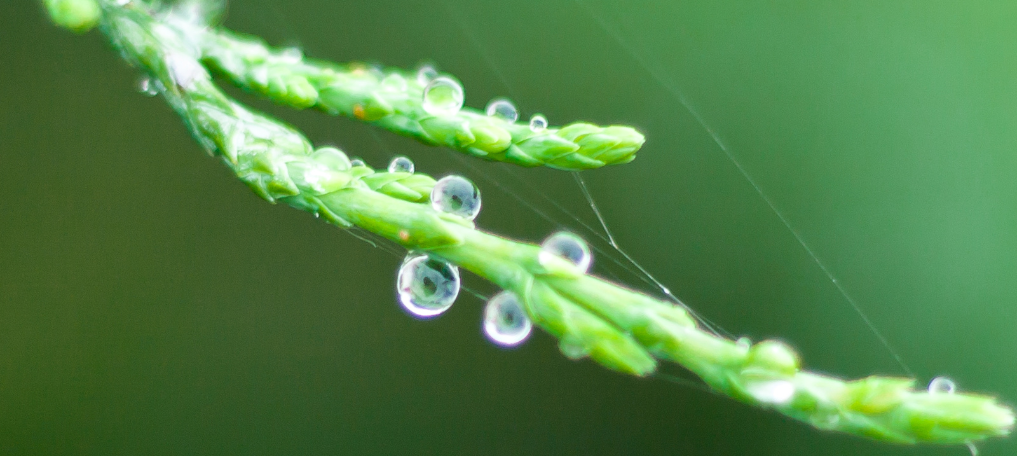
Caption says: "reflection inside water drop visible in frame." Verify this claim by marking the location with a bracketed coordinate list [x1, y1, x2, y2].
[538, 232, 592, 273]
[483, 291, 532, 346]
[421, 77, 464, 116]
[430, 175, 481, 220]
[397, 255, 460, 318]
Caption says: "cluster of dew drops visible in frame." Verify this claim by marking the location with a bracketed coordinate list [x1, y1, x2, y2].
[416, 64, 548, 133]
[391, 147, 593, 346]
[391, 65, 588, 347]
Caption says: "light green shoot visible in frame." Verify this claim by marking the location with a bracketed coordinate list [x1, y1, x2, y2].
[44, 0, 1014, 446]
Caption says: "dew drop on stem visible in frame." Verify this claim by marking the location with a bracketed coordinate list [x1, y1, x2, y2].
[397, 255, 460, 318]
[529, 114, 548, 132]
[422, 77, 464, 116]
[485, 98, 518, 123]
[430, 175, 481, 220]
[388, 156, 414, 173]
[483, 291, 532, 346]
[539, 232, 592, 273]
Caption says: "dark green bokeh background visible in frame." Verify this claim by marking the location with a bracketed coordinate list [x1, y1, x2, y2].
[2, 1, 1016, 454]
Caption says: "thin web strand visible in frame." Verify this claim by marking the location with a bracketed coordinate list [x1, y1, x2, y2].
[572, 0, 913, 377]
[573, 172, 731, 339]
[437, 0, 731, 338]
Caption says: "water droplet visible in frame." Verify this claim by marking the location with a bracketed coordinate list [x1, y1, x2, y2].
[559, 337, 589, 359]
[311, 147, 351, 171]
[380, 73, 408, 92]
[485, 98, 518, 123]
[415, 64, 438, 85]
[430, 175, 481, 221]
[745, 379, 796, 404]
[967, 441, 979, 456]
[165, 52, 206, 89]
[278, 47, 303, 64]
[529, 114, 548, 132]
[421, 76, 464, 116]
[539, 232, 592, 273]
[397, 255, 460, 318]
[736, 337, 751, 350]
[483, 292, 532, 346]
[350, 158, 366, 167]
[387, 156, 414, 173]
[137, 77, 159, 96]
[928, 376, 956, 394]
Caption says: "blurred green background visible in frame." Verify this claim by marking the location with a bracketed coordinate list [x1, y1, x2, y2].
[2, 0, 1016, 454]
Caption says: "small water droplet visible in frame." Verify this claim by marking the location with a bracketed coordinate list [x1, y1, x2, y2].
[485, 98, 518, 123]
[736, 337, 751, 350]
[137, 77, 159, 96]
[745, 380, 796, 404]
[483, 292, 532, 346]
[967, 441, 979, 456]
[278, 47, 303, 64]
[529, 114, 548, 132]
[397, 255, 460, 318]
[349, 158, 366, 167]
[380, 73, 408, 92]
[311, 147, 351, 171]
[415, 64, 438, 85]
[421, 76, 464, 116]
[430, 175, 481, 220]
[559, 337, 589, 359]
[539, 232, 592, 273]
[928, 376, 956, 394]
[387, 156, 414, 173]
[165, 52, 206, 89]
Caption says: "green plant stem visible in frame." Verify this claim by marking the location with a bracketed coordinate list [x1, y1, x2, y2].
[182, 20, 646, 170]
[44, 0, 1014, 445]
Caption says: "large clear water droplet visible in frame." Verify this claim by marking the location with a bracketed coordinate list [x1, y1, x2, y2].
[430, 175, 481, 221]
[138, 77, 160, 96]
[928, 376, 956, 394]
[397, 255, 460, 318]
[415, 64, 438, 86]
[388, 156, 414, 173]
[485, 98, 518, 123]
[422, 77, 464, 116]
[539, 232, 592, 273]
[483, 291, 532, 347]
[529, 114, 548, 132]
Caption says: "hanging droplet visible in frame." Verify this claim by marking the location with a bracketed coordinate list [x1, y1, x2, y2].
[430, 175, 481, 221]
[415, 64, 438, 86]
[529, 114, 548, 132]
[485, 98, 518, 123]
[350, 158, 366, 168]
[397, 255, 460, 318]
[745, 379, 796, 404]
[483, 292, 532, 347]
[137, 77, 159, 96]
[421, 77, 464, 116]
[387, 156, 414, 173]
[539, 232, 592, 273]
[928, 376, 956, 394]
